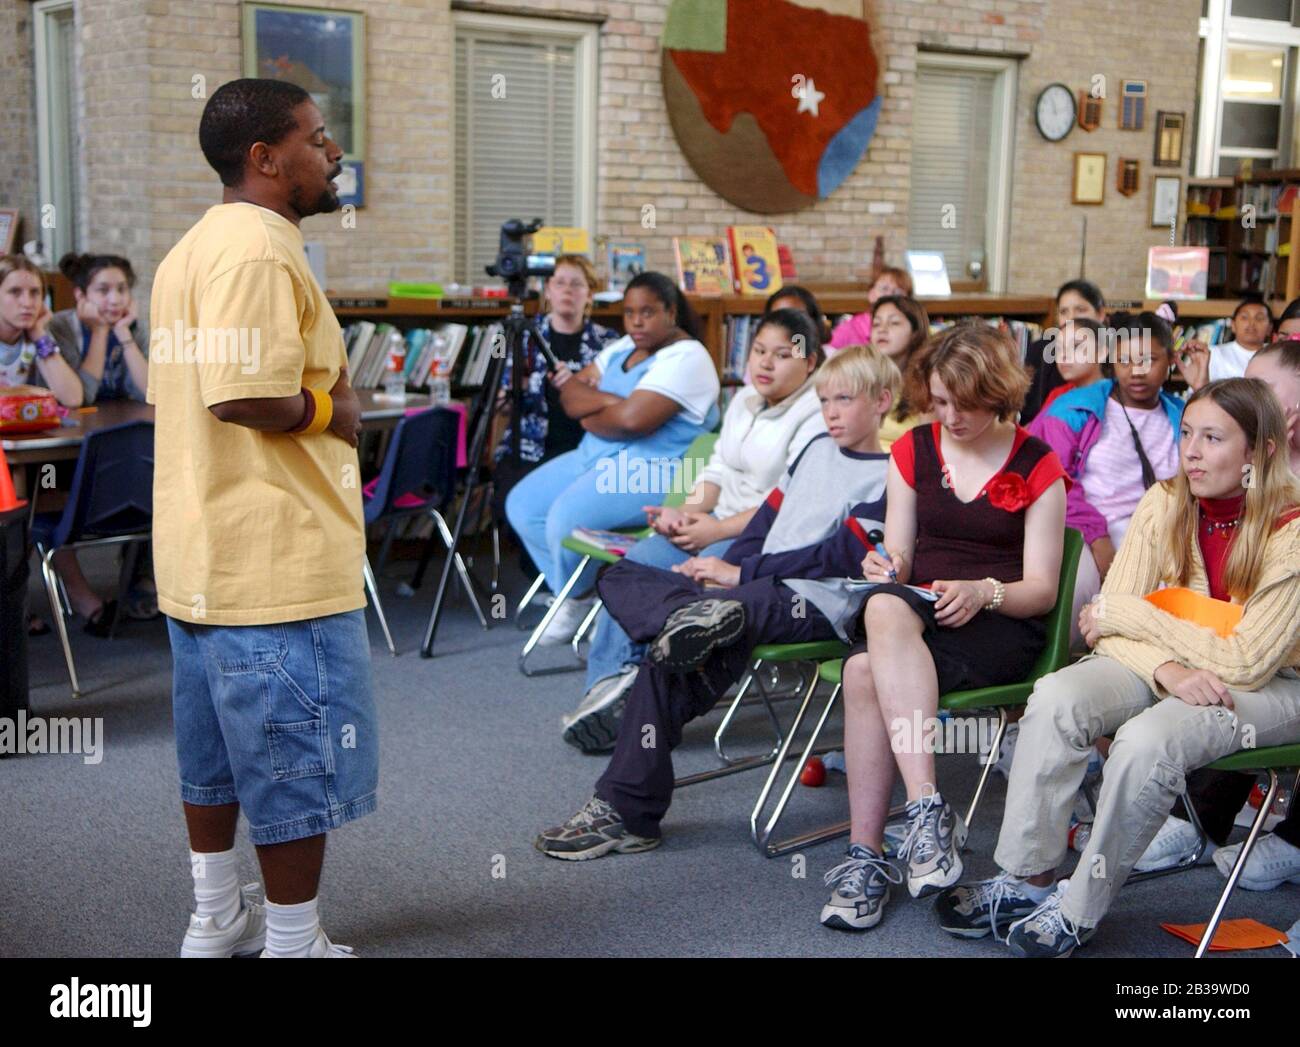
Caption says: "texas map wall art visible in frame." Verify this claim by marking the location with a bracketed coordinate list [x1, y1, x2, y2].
[661, 0, 882, 214]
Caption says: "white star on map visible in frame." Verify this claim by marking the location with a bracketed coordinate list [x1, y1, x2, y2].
[796, 78, 825, 117]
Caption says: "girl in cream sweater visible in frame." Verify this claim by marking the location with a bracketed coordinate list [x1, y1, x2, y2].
[934, 377, 1300, 956]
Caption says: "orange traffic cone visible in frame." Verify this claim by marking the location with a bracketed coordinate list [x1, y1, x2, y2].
[0, 446, 26, 512]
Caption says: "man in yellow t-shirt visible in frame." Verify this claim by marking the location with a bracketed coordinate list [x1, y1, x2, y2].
[148, 78, 373, 960]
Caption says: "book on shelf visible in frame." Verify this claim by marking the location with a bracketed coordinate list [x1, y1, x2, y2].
[777, 242, 798, 280]
[531, 227, 591, 257]
[726, 225, 783, 297]
[673, 236, 733, 295]
[605, 241, 646, 295]
[1146, 246, 1209, 300]
[723, 313, 757, 381]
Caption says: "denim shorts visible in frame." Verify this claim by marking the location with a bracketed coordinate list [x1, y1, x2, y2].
[167, 609, 379, 845]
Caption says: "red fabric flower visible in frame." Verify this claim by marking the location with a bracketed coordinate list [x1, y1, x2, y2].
[986, 473, 1030, 513]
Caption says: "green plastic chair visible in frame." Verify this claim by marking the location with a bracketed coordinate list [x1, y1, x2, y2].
[1191, 743, 1300, 958]
[751, 528, 1085, 857]
[518, 432, 719, 676]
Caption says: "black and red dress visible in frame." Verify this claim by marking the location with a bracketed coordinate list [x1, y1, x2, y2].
[849, 422, 1069, 694]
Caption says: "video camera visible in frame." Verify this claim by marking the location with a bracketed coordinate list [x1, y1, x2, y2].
[485, 218, 557, 299]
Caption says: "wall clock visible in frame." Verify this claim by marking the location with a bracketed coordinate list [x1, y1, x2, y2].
[1035, 82, 1075, 141]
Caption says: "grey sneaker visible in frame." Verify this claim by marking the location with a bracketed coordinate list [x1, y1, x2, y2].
[1006, 882, 1095, 958]
[647, 599, 746, 671]
[1213, 831, 1300, 891]
[562, 668, 638, 754]
[819, 844, 903, 931]
[934, 871, 1042, 940]
[534, 796, 661, 861]
[896, 787, 967, 898]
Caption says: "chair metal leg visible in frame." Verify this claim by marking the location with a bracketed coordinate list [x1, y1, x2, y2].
[518, 556, 590, 677]
[711, 659, 762, 764]
[570, 598, 603, 655]
[1125, 787, 1211, 883]
[431, 510, 489, 629]
[515, 572, 546, 630]
[40, 549, 81, 697]
[363, 556, 397, 656]
[491, 522, 501, 594]
[1195, 770, 1279, 958]
[962, 707, 1008, 838]
[752, 677, 852, 857]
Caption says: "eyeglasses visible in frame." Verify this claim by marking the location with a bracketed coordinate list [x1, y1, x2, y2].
[549, 278, 588, 290]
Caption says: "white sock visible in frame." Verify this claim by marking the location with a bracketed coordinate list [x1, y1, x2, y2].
[263, 897, 321, 957]
[1018, 878, 1054, 902]
[190, 848, 241, 927]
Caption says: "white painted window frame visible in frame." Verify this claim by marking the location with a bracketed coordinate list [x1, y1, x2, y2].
[451, 10, 598, 283]
[1197, 0, 1300, 175]
[33, 0, 79, 261]
[913, 50, 1018, 293]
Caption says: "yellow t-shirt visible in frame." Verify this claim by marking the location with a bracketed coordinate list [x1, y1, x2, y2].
[147, 202, 365, 625]
[877, 410, 926, 454]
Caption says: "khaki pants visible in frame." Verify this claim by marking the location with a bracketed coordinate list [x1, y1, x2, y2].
[993, 655, 1300, 928]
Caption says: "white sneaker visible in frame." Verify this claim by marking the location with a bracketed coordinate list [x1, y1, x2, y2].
[1134, 815, 1211, 872]
[1213, 832, 1300, 891]
[261, 929, 357, 958]
[180, 884, 266, 958]
[537, 595, 595, 646]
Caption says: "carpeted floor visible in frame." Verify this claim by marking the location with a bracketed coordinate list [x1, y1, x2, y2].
[2, 544, 1296, 958]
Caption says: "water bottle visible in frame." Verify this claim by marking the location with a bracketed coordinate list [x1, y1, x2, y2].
[429, 333, 451, 404]
[383, 331, 407, 402]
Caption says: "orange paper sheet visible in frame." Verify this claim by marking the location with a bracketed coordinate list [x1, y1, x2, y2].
[1160, 917, 1287, 952]
[1144, 587, 1243, 638]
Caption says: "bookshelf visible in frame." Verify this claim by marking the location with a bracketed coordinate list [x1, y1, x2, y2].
[1221, 170, 1300, 302]
[327, 291, 1055, 392]
[1183, 177, 1235, 298]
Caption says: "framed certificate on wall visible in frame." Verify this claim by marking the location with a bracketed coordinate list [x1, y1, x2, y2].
[1073, 152, 1106, 205]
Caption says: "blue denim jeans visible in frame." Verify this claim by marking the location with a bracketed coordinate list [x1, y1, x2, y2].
[167, 609, 379, 845]
[583, 531, 732, 689]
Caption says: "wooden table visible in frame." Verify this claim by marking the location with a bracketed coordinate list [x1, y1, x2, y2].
[1, 391, 433, 466]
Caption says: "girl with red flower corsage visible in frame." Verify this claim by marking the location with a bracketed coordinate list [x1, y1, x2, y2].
[819, 323, 1069, 934]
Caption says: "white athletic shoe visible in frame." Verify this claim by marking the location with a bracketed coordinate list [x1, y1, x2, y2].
[1212, 832, 1300, 891]
[1133, 815, 1211, 872]
[261, 930, 357, 958]
[537, 595, 595, 646]
[180, 884, 266, 958]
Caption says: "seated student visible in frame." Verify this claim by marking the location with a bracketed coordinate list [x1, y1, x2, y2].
[1029, 311, 1181, 645]
[1277, 298, 1300, 338]
[817, 324, 1067, 931]
[828, 266, 913, 351]
[1034, 317, 1105, 415]
[505, 271, 719, 642]
[1021, 280, 1107, 425]
[45, 253, 155, 627]
[1179, 296, 1275, 389]
[1134, 341, 1300, 882]
[936, 378, 1300, 957]
[534, 345, 897, 859]
[766, 284, 833, 347]
[869, 294, 932, 452]
[491, 255, 619, 568]
[0, 255, 83, 406]
[562, 308, 825, 753]
[48, 253, 149, 403]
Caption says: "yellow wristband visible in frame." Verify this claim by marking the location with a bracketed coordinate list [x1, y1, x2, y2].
[301, 388, 333, 435]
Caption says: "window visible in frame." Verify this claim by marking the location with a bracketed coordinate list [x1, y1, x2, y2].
[1196, 0, 1300, 176]
[33, 0, 81, 261]
[908, 53, 1017, 291]
[453, 12, 596, 284]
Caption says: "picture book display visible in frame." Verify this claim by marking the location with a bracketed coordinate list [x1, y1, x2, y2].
[726, 225, 783, 297]
[673, 236, 734, 295]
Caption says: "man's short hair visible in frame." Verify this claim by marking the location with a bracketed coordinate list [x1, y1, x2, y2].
[199, 78, 312, 187]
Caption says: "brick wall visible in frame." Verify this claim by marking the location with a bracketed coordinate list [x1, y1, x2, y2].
[0, 0, 37, 249]
[0, 0, 1202, 310]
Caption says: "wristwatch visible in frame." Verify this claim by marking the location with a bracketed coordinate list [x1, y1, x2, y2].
[33, 334, 58, 360]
